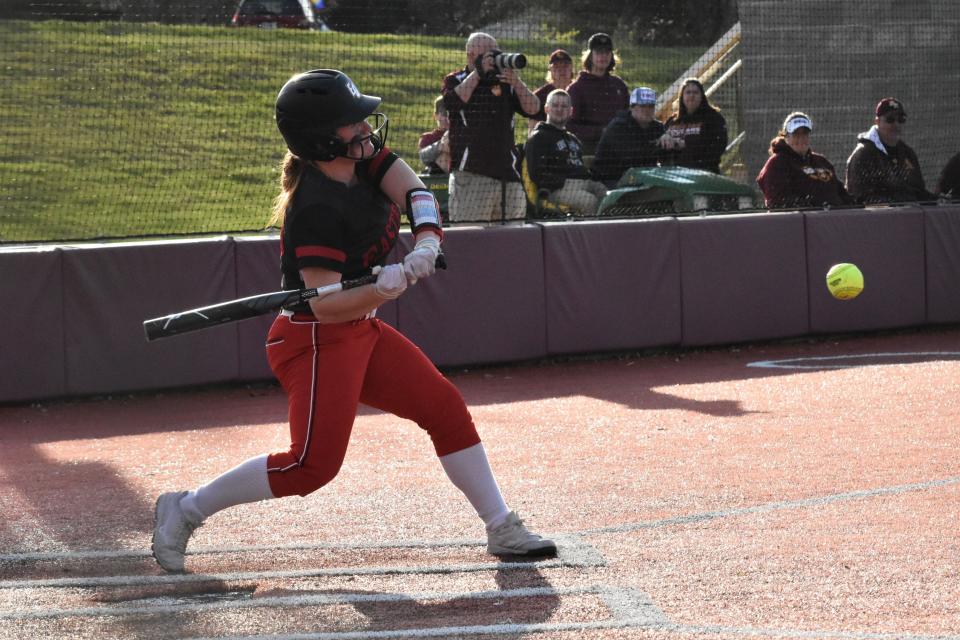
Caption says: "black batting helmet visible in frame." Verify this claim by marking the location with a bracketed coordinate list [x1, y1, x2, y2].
[275, 69, 387, 161]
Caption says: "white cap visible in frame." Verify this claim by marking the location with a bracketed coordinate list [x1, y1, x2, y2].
[629, 87, 657, 105]
[785, 115, 813, 133]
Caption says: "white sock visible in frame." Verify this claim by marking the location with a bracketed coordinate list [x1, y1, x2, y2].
[179, 454, 274, 522]
[439, 443, 510, 530]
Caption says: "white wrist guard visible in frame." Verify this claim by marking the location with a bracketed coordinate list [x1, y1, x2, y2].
[406, 188, 443, 234]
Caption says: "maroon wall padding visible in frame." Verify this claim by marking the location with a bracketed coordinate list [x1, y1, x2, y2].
[0, 247, 65, 402]
[680, 212, 809, 346]
[62, 239, 240, 395]
[235, 236, 280, 381]
[233, 236, 401, 381]
[805, 207, 926, 333]
[395, 226, 546, 367]
[541, 219, 682, 354]
[923, 205, 960, 323]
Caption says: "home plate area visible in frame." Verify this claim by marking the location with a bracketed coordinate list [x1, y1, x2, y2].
[0, 534, 679, 639]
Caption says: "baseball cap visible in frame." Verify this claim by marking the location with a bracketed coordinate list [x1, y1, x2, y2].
[548, 49, 572, 64]
[876, 97, 906, 117]
[784, 114, 813, 133]
[587, 33, 613, 50]
[629, 87, 657, 105]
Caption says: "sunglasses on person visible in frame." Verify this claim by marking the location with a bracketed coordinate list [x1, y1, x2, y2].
[884, 114, 906, 124]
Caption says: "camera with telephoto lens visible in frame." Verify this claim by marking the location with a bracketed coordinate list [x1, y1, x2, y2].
[492, 51, 526, 70]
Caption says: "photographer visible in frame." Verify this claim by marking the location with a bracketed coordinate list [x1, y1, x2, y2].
[442, 32, 539, 222]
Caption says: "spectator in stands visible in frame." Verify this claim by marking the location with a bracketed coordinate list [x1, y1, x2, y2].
[566, 33, 629, 155]
[525, 89, 607, 215]
[418, 96, 450, 175]
[443, 32, 540, 222]
[756, 112, 854, 210]
[845, 97, 935, 204]
[592, 86, 666, 187]
[658, 78, 727, 174]
[528, 49, 575, 132]
[936, 151, 960, 198]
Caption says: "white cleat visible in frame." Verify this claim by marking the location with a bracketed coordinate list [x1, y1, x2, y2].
[486, 511, 557, 558]
[151, 491, 202, 573]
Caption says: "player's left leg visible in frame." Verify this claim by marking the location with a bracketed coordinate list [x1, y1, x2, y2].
[359, 320, 556, 557]
[152, 455, 274, 573]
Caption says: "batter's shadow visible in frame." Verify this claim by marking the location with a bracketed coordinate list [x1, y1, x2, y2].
[450, 358, 768, 418]
[255, 565, 559, 633]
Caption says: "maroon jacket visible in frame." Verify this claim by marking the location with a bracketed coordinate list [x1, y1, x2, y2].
[757, 139, 853, 209]
[442, 67, 529, 181]
[566, 71, 629, 153]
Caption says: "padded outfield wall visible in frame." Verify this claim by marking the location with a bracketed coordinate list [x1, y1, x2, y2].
[738, 0, 960, 186]
[3, 205, 960, 404]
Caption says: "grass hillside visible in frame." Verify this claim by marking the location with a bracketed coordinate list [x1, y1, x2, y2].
[0, 20, 699, 242]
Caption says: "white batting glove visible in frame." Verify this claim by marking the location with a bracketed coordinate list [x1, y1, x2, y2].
[403, 236, 440, 284]
[374, 263, 408, 299]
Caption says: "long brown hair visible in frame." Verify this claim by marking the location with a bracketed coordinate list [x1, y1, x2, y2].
[580, 49, 621, 74]
[269, 151, 306, 227]
[676, 78, 719, 119]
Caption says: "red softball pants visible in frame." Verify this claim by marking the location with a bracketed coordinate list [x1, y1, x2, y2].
[264, 314, 481, 498]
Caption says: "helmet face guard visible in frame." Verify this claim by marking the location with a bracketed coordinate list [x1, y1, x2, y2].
[340, 112, 389, 161]
[275, 69, 388, 162]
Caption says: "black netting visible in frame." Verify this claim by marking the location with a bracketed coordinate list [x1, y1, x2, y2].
[1, 0, 958, 243]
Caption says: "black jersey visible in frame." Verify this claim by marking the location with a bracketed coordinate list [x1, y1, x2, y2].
[280, 147, 400, 298]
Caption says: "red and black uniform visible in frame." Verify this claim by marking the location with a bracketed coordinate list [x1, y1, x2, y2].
[266, 146, 479, 498]
[566, 71, 629, 153]
[757, 138, 853, 209]
[662, 106, 728, 174]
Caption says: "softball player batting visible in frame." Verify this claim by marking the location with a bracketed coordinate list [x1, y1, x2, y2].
[151, 69, 556, 572]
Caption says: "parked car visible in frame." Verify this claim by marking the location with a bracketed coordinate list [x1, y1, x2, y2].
[596, 166, 758, 217]
[230, 0, 328, 29]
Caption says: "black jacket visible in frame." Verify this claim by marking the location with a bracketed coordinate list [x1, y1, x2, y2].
[662, 106, 728, 174]
[845, 127, 935, 204]
[592, 110, 666, 185]
[937, 151, 960, 197]
[524, 122, 591, 191]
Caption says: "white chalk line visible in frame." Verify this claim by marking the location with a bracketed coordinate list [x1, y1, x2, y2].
[0, 537, 488, 563]
[2, 480, 958, 640]
[0, 535, 604, 591]
[747, 351, 960, 370]
[3, 477, 958, 565]
[187, 620, 960, 640]
[0, 584, 645, 622]
[581, 475, 960, 536]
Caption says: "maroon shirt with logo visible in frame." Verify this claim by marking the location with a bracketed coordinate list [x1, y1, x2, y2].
[442, 67, 528, 181]
[757, 138, 852, 209]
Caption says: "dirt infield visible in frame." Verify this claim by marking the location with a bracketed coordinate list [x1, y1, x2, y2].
[1, 326, 959, 639]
